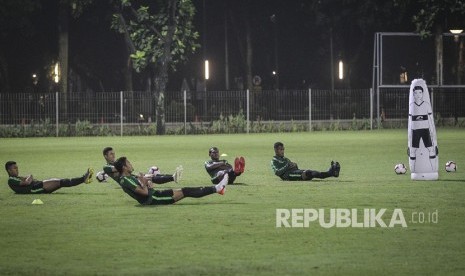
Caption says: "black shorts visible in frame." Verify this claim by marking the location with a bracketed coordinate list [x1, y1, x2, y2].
[8, 181, 48, 194]
[412, 128, 433, 148]
[145, 190, 176, 205]
[280, 170, 304, 181]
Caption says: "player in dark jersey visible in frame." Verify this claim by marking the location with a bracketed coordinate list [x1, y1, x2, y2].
[5, 161, 93, 194]
[204, 147, 245, 184]
[101, 147, 182, 184]
[114, 156, 228, 205]
[271, 142, 340, 181]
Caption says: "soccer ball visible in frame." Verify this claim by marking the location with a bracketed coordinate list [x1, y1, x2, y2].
[445, 161, 457, 172]
[394, 163, 407, 174]
[147, 166, 160, 176]
[96, 171, 109, 182]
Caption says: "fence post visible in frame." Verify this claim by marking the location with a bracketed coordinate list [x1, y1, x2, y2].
[184, 90, 187, 135]
[56, 92, 59, 137]
[370, 88, 373, 130]
[376, 86, 380, 129]
[308, 88, 312, 132]
[246, 89, 250, 134]
[120, 91, 123, 137]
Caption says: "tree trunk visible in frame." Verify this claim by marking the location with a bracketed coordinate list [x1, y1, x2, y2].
[434, 25, 443, 85]
[154, 70, 167, 135]
[153, 0, 178, 135]
[125, 57, 134, 119]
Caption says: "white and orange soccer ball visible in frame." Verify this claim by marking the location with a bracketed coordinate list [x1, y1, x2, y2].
[394, 163, 407, 174]
[445, 161, 457, 172]
[147, 166, 160, 176]
[96, 171, 109, 182]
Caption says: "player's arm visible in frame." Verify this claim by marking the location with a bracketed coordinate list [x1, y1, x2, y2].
[103, 164, 118, 174]
[133, 173, 151, 196]
[205, 160, 229, 172]
[18, 175, 33, 186]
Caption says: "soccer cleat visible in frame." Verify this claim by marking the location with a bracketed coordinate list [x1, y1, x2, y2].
[234, 157, 241, 174]
[216, 174, 229, 195]
[173, 165, 183, 183]
[239, 156, 245, 173]
[331, 161, 341, 178]
[84, 168, 94, 184]
[178, 165, 183, 179]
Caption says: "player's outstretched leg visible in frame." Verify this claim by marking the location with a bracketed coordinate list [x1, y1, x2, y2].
[152, 174, 175, 184]
[234, 157, 241, 174]
[42, 168, 94, 193]
[239, 156, 245, 173]
[215, 173, 229, 195]
[171, 174, 229, 202]
[60, 168, 94, 187]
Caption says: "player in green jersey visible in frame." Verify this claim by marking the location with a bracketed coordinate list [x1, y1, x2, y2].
[271, 142, 340, 181]
[5, 161, 93, 194]
[114, 156, 228, 205]
[204, 146, 245, 184]
[100, 147, 182, 184]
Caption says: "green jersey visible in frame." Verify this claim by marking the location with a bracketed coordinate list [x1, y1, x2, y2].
[271, 156, 295, 177]
[118, 175, 150, 204]
[204, 159, 232, 179]
[8, 176, 22, 187]
[8, 176, 45, 194]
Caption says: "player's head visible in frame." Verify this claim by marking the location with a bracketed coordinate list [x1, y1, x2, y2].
[274, 142, 285, 156]
[114, 156, 133, 174]
[5, 161, 18, 176]
[103, 147, 116, 163]
[209, 147, 220, 160]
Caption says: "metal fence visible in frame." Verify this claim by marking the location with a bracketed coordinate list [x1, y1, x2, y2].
[1, 88, 464, 135]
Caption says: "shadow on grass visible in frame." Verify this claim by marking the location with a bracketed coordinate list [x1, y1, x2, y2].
[37, 192, 111, 195]
[136, 201, 248, 207]
[229, 182, 248, 186]
[438, 179, 465, 183]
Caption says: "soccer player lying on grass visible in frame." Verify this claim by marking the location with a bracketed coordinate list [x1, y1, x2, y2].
[5, 161, 93, 194]
[271, 142, 340, 181]
[205, 146, 245, 184]
[113, 156, 229, 206]
[100, 147, 182, 184]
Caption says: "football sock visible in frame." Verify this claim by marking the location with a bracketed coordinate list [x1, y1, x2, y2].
[181, 187, 216, 198]
[305, 170, 331, 179]
[60, 177, 84, 187]
[152, 174, 174, 184]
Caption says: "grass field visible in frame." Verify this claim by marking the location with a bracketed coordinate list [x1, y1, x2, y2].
[1, 129, 464, 275]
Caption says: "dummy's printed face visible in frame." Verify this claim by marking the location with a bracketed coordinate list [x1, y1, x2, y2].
[414, 89, 423, 101]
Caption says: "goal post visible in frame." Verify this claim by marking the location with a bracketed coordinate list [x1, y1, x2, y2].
[372, 32, 465, 128]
